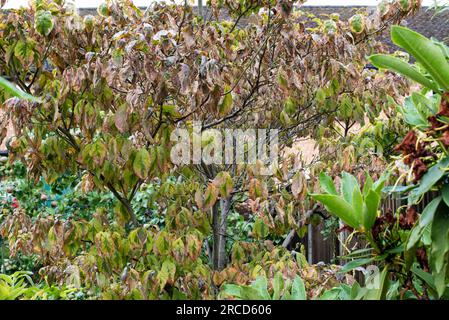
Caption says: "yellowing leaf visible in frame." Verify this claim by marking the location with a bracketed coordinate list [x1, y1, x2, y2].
[35, 10, 54, 36]
[203, 183, 218, 210]
[195, 189, 204, 210]
[219, 88, 233, 116]
[157, 260, 176, 290]
[14, 40, 35, 65]
[154, 231, 170, 255]
[253, 218, 269, 239]
[213, 171, 233, 198]
[291, 171, 307, 200]
[133, 148, 151, 180]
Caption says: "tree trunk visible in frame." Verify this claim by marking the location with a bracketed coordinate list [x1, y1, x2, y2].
[212, 197, 231, 270]
[106, 182, 139, 227]
[122, 198, 138, 227]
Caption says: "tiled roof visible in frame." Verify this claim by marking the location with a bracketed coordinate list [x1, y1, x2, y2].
[300, 6, 449, 49]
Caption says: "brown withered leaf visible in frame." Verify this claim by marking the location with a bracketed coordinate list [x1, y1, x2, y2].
[441, 130, 449, 146]
[437, 92, 449, 117]
[178, 63, 191, 95]
[412, 158, 428, 182]
[291, 171, 307, 200]
[405, 206, 418, 227]
[114, 105, 129, 133]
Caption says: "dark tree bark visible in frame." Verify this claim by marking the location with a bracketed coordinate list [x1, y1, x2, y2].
[212, 197, 231, 270]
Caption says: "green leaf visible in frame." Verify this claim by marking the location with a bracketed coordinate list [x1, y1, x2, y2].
[341, 172, 359, 205]
[231, 276, 271, 300]
[364, 266, 389, 300]
[352, 187, 364, 227]
[319, 288, 341, 300]
[0, 77, 40, 102]
[406, 197, 442, 251]
[411, 92, 438, 116]
[283, 97, 296, 116]
[221, 284, 243, 299]
[373, 172, 388, 194]
[408, 157, 449, 204]
[154, 231, 170, 255]
[443, 184, 449, 207]
[249, 276, 271, 300]
[219, 89, 233, 116]
[35, 10, 54, 37]
[231, 242, 245, 264]
[290, 275, 306, 300]
[338, 257, 374, 274]
[315, 88, 326, 103]
[157, 260, 176, 290]
[310, 194, 359, 229]
[318, 172, 337, 195]
[203, 183, 218, 210]
[14, 40, 35, 65]
[362, 173, 373, 197]
[398, 96, 433, 129]
[411, 264, 437, 295]
[363, 189, 380, 230]
[430, 202, 449, 296]
[253, 218, 269, 239]
[391, 26, 449, 91]
[369, 54, 439, 92]
[133, 148, 151, 180]
[272, 272, 284, 300]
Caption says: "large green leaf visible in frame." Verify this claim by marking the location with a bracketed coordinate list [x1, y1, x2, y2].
[338, 257, 375, 274]
[319, 288, 341, 300]
[310, 194, 359, 229]
[369, 54, 439, 92]
[443, 184, 449, 207]
[430, 202, 449, 297]
[408, 157, 449, 204]
[406, 196, 442, 251]
[352, 187, 364, 227]
[363, 189, 380, 230]
[398, 96, 433, 129]
[221, 284, 243, 299]
[223, 276, 271, 300]
[411, 264, 437, 296]
[272, 272, 284, 300]
[245, 276, 271, 300]
[362, 173, 373, 197]
[290, 275, 306, 300]
[0, 77, 40, 102]
[373, 172, 388, 194]
[364, 266, 390, 300]
[391, 26, 449, 91]
[411, 92, 439, 116]
[341, 172, 359, 205]
[318, 172, 338, 195]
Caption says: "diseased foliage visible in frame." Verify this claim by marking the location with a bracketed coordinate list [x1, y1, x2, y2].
[0, 0, 425, 299]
